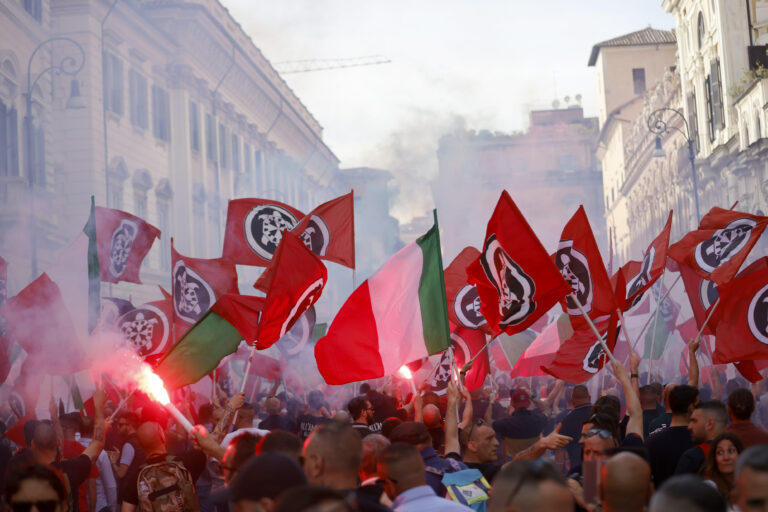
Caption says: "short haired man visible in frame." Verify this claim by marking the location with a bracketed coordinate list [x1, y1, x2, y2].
[458, 420, 501, 482]
[219, 403, 270, 449]
[649, 474, 726, 512]
[727, 388, 768, 449]
[599, 452, 652, 512]
[298, 390, 331, 442]
[260, 430, 302, 462]
[348, 396, 375, 438]
[645, 384, 698, 487]
[556, 385, 592, 470]
[359, 434, 392, 507]
[378, 442, 471, 511]
[487, 460, 573, 512]
[491, 390, 546, 459]
[675, 400, 728, 475]
[221, 453, 307, 512]
[732, 444, 768, 512]
[259, 396, 298, 434]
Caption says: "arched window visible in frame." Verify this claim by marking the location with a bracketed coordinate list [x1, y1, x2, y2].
[698, 12, 706, 49]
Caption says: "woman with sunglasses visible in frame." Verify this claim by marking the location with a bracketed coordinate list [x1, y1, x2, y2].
[703, 432, 744, 508]
[3, 464, 67, 512]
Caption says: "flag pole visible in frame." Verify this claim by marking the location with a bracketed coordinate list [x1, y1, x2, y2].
[240, 343, 257, 394]
[647, 271, 667, 384]
[692, 298, 720, 364]
[629, 274, 681, 351]
[569, 293, 619, 365]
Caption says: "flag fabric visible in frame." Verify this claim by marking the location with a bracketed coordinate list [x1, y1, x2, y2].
[171, 240, 239, 327]
[275, 307, 316, 359]
[542, 314, 620, 384]
[510, 323, 560, 378]
[679, 263, 718, 335]
[222, 198, 305, 266]
[84, 198, 101, 332]
[490, 342, 513, 373]
[444, 247, 491, 333]
[624, 211, 673, 308]
[450, 326, 489, 392]
[467, 191, 570, 335]
[291, 191, 355, 268]
[643, 282, 679, 360]
[116, 297, 175, 365]
[95, 206, 160, 284]
[255, 231, 327, 349]
[0, 274, 88, 375]
[211, 294, 266, 344]
[315, 214, 451, 385]
[554, 206, 618, 328]
[668, 207, 768, 285]
[713, 258, 768, 364]
[96, 297, 135, 332]
[734, 360, 763, 383]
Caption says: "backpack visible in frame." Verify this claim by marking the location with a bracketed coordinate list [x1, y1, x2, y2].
[442, 469, 490, 512]
[136, 455, 198, 512]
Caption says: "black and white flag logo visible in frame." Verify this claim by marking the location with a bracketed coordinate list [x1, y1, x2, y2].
[480, 234, 536, 327]
[582, 322, 620, 374]
[695, 218, 756, 273]
[627, 247, 655, 307]
[280, 278, 325, 338]
[109, 219, 138, 279]
[244, 204, 298, 260]
[173, 261, 216, 324]
[699, 278, 718, 310]
[748, 283, 768, 345]
[299, 215, 330, 256]
[118, 305, 169, 358]
[454, 285, 487, 329]
[556, 240, 592, 315]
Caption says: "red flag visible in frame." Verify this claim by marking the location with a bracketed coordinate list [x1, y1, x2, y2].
[467, 191, 570, 335]
[1, 273, 88, 374]
[542, 314, 620, 384]
[222, 198, 306, 266]
[676, 317, 700, 342]
[713, 258, 768, 363]
[624, 212, 673, 307]
[256, 231, 327, 349]
[679, 263, 718, 335]
[669, 207, 768, 285]
[210, 294, 265, 344]
[116, 297, 175, 365]
[292, 191, 355, 268]
[95, 206, 160, 284]
[734, 360, 763, 383]
[554, 206, 618, 328]
[451, 327, 489, 392]
[171, 240, 239, 328]
[444, 247, 491, 333]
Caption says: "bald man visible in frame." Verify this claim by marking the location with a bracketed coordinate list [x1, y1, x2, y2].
[487, 460, 573, 512]
[422, 404, 445, 452]
[259, 396, 298, 433]
[599, 452, 653, 512]
[378, 442, 471, 511]
[120, 422, 207, 511]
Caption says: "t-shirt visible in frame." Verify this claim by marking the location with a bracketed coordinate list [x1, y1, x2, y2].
[492, 409, 546, 440]
[298, 413, 330, 441]
[62, 440, 99, 512]
[558, 403, 593, 470]
[675, 443, 709, 476]
[648, 412, 672, 435]
[52, 454, 92, 512]
[119, 441, 135, 466]
[646, 426, 694, 487]
[259, 414, 298, 434]
[352, 423, 375, 438]
[121, 450, 207, 506]
[727, 422, 768, 449]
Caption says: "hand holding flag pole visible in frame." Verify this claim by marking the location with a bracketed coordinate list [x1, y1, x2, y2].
[569, 293, 619, 366]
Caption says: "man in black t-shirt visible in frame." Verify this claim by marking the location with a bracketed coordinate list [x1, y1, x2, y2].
[298, 391, 331, 442]
[348, 396, 375, 438]
[259, 397, 298, 433]
[458, 421, 501, 481]
[492, 390, 546, 457]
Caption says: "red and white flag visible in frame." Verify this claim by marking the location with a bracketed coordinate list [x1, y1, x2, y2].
[623, 211, 673, 308]
[95, 206, 160, 284]
[222, 198, 306, 266]
[444, 247, 491, 333]
[679, 263, 718, 336]
[713, 258, 768, 363]
[510, 320, 562, 378]
[541, 314, 620, 384]
[467, 191, 570, 335]
[292, 191, 355, 268]
[116, 296, 175, 365]
[669, 207, 768, 285]
[450, 326, 489, 392]
[256, 231, 327, 349]
[171, 240, 238, 331]
[554, 206, 618, 329]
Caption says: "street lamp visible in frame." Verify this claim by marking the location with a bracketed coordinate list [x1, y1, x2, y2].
[647, 107, 700, 222]
[25, 36, 86, 279]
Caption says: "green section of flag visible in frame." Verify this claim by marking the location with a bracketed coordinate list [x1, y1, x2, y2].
[68, 375, 84, 411]
[155, 311, 243, 390]
[83, 196, 100, 333]
[415, 210, 451, 355]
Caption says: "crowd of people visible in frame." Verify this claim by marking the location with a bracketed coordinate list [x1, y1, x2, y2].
[4, 344, 768, 511]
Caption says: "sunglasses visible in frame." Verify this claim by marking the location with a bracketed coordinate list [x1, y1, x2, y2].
[9, 501, 59, 512]
[465, 419, 486, 442]
[584, 428, 613, 440]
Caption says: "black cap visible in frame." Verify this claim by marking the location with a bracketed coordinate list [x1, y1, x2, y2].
[213, 453, 307, 503]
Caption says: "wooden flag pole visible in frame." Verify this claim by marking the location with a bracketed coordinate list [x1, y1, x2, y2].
[569, 293, 619, 365]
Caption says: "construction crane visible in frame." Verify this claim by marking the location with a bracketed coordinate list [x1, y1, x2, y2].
[273, 55, 391, 74]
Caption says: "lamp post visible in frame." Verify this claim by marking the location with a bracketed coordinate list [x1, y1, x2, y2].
[647, 107, 700, 222]
[25, 37, 86, 279]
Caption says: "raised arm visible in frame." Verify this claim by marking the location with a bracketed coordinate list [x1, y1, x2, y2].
[211, 392, 245, 443]
[613, 359, 643, 440]
[687, 338, 700, 388]
[458, 385, 473, 430]
[444, 381, 461, 456]
[83, 388, 108, 462]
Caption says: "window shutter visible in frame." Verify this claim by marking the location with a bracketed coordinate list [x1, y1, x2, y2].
[687, 92, 699, 152]
[710, 60, 723, 131]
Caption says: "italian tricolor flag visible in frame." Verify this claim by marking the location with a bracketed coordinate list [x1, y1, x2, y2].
[315, 213, 451, 384]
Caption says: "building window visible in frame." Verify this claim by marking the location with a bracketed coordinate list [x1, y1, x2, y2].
[219, 124, 228, 169]
[151, 85, 170, 142]
[189, 101, 200, 152]
[205, 113, 216, 161]
[129, 70, 148, 129]
[711, 59, 724, 131]
[102, 51, 123, 116]
[697, 12, 706, 49]
[705, 76, 714, 142]
[157, 202, 170, 270]
[558, 154, 577, 171]
[632, 68, 646, 94]
[688, 91, 700, 152]
[0, 102, 19, 177]
[231, 134, 240, 172]
[23, 0, 42, 22]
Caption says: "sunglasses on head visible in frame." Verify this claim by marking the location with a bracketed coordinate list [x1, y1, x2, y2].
[10, 501, 59, 512]
[465, 419, 486, 441]
[585, 428, 613, 439]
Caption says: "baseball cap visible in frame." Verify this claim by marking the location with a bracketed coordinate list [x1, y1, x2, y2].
[511, 389, 531, 409]
[212, 453, 307, 504]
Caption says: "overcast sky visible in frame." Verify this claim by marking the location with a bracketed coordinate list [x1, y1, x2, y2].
[221, 1, 676, 223]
